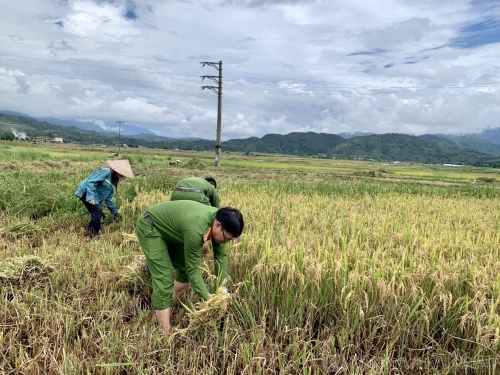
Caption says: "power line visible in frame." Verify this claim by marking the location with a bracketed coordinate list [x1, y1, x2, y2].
[224, 67, 365, 87]
[167, 86, 202, 108]
[3, 61, 498, 92]
[257, 81, 500, 90]
[126, 90, 203, 126]
[128, 67, 202, 122]
[0, 63, 199, 86]
[129, 80, 201, 123]
[224, 81, 500, 96]
[3, 37, 389, 87]
[2, 39, 498, 130]
[225, 67, 500, 90]
[0, 39, 200, 64]
[2, 61, 496, 96]
[0, 53, 194, 77]
[1, 39, 497, 91]
[0, 39, 376, 87]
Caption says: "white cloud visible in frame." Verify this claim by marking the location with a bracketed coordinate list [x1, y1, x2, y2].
[0, 0, 499, 140]
[61, 1, 141, 40]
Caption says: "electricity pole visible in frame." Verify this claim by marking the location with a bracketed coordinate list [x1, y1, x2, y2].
[201, 61, 222, 167]
[116, 120, 124, 155]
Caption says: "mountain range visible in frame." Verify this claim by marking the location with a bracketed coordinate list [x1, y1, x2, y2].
[0, 110, 155, 136]
[2, 111, 500, 167]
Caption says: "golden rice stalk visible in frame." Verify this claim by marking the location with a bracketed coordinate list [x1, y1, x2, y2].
[184, 287, 231, 330]
[126, 189, 170, 214]
[0, 255, 53, 288]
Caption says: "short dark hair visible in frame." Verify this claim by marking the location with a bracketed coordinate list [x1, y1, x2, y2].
[205, 177, 217, 189]
[216, 207, 244, 237]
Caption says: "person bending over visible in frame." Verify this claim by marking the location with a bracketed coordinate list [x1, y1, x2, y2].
[170, 177, 220, 208]
[75, 159, 134, 238]
[135, 200, 244, 333]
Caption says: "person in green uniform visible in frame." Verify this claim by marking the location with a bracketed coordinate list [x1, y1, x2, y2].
[170, 177, 220, 208]
[136, 200, 244, 333]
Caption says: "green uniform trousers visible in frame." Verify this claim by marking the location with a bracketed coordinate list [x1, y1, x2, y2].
[136, 214, 189, 310]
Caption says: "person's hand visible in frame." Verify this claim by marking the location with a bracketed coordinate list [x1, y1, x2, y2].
[88, 200, 95, 205]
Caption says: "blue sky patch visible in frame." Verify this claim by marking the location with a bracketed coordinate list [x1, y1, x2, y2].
[451, 19, 500, 48]
[362, 66, 376, 74]
[124, 1, 138, 20]
[348, 49, 386, 56]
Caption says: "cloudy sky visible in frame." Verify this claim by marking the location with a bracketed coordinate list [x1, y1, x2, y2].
[1, 0, 500, 140]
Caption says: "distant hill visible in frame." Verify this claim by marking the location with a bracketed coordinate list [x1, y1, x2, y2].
[419, 134, 459, 147]
[337, 131, 375, 139]
[2, 112, 500, 166]
[0, 110, 156, 136]
[472, 128, 500, 145]
[37, 117, 156, 136]
[333, 133, 494, 165]
[131, 134, 205, 142]
[453, 136, 500, 155]
[343, 129, 500, 149]
[420, 134, 500, 155]
[223, 132, 346, 155]
[0, 112, 221, 150]
[37, 117, 113, 134]
[0, 113, 114, 145]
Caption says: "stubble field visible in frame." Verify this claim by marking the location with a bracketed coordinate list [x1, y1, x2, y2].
[1, 141, 500, 374]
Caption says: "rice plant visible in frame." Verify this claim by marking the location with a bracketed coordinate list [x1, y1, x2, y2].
[1, 144, 500, 374]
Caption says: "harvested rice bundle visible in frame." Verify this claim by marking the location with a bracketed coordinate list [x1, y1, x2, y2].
[183, 287, 231, 330]
[0, 222, 43, 237]
[183, 158, 207, 170]
[0, 255, 53, 288]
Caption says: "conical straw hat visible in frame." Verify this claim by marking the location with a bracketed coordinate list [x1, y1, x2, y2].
[107, 159, 134, 178]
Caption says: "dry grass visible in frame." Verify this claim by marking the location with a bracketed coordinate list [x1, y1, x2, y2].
[2, 153, 500, 374]
[0, 255, 54, 290]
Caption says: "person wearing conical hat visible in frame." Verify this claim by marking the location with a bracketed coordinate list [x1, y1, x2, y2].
[75, 159, 134, 238]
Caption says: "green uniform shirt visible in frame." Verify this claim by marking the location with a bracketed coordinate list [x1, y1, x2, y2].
[171, 177, 220, 208]
[146, 200, 228, 301]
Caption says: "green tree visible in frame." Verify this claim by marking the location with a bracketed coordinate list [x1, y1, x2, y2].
[0, 131, 15, 141]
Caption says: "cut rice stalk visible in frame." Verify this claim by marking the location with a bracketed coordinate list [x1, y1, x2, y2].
[0, 255, 54, 288]
[0, 222, 43, 237]
[180, 287, 231, 331]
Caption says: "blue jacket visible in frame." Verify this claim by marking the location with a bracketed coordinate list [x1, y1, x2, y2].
[75, 167, 119, 215]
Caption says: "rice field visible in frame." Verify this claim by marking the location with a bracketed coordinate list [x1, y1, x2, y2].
[1, 142, 500, 374]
